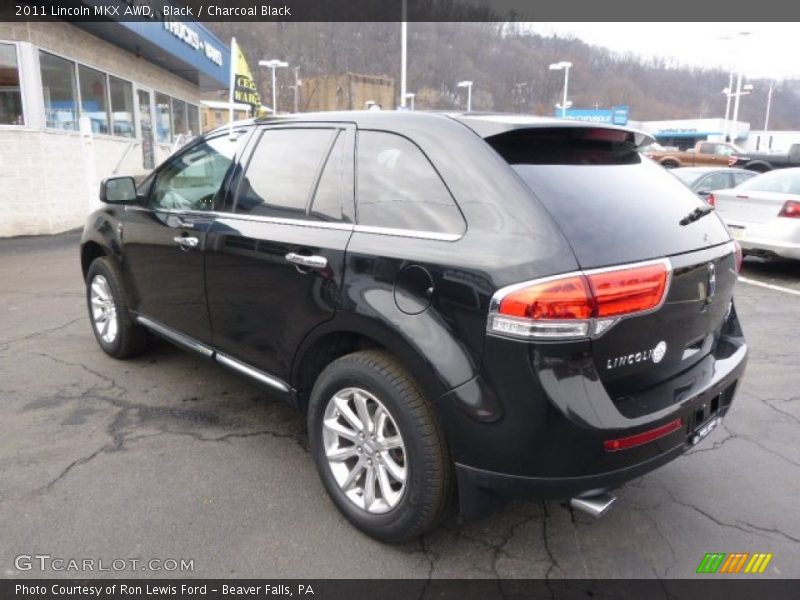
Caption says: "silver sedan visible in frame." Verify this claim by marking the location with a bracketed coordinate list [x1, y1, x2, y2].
[711, 167, 800, 260]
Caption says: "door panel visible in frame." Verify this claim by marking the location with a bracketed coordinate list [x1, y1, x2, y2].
[121, 134, 242, 343]
[205, 218, 351, 379]
[121, 209, 213, 342]
[205, 124, 355, 382]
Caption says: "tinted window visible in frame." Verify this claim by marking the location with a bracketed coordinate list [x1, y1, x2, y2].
[736, 169, 800, 195]
[490, 128, 730, 268]
[151, 136, 238, 211]
[235, 128, 336, 219]
[310, 131, 349, 222]
[698, 143, 715, 154]
[356, 131, 464, 235]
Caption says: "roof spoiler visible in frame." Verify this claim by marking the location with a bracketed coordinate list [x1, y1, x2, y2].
[454, 115, 655, 148]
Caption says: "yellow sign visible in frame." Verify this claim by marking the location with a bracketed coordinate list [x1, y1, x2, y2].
[232, 41, 261, 111]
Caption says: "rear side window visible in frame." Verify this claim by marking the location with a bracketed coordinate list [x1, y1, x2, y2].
[356, 130, 465, 235]
[732, 171, 755, 186]
[696, 171, 731, 193]
[235, 128, 337, 220]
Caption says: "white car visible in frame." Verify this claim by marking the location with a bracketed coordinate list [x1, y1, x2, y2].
[710, 167, 800, 260]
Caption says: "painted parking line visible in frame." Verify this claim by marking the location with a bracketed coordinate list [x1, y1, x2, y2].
[738, 276, 800, 297]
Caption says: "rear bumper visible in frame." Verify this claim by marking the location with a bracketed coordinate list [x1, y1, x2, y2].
[437, 323, 747, 519]
[727, 219, 800, 260]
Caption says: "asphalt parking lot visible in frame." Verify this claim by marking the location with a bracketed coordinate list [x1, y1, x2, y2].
[1, 231, 798, 579]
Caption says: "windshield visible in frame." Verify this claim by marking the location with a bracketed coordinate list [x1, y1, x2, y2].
[736, 169, 800, 195]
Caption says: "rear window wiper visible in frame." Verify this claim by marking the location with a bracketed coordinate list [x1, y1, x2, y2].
[679, 204, 715, 226]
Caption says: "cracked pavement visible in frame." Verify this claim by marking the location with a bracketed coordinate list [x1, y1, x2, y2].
[1, 232, 798, 579]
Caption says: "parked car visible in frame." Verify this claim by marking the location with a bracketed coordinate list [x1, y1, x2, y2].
[672, 167, 756, 199]
[80, 112, 747, 541]
[710, 167, 800, 260]
[730, 143, 800, 172]
[644, 140, 742, 169]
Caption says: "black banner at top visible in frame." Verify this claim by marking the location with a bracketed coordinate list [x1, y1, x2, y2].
[2, 0, 800, 22]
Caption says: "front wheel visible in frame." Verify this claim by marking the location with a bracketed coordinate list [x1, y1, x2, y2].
[86, 257, 151, 359]
[308, 350, 452, 542]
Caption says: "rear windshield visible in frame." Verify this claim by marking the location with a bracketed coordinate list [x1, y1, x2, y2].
[736, 169, 800, 195]
[486, 129, 732, 268]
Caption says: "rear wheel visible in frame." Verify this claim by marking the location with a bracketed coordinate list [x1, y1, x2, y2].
[308, 350, 451, 542]
[86, 257, 151, 359]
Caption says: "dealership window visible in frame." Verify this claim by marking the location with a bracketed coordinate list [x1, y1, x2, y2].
[109, 76, 134, 138]
[78, 64, 109, 135]
[0, 43, 24, 125]
[155, 92, 171, 143]
[187, 103, 199, 136]
[172, 97, 188, 138]
[40, 51, 78, 130]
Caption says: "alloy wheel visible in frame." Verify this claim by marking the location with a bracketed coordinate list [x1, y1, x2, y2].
[322, 387, 408, 514]
[90, 274, 118, 344]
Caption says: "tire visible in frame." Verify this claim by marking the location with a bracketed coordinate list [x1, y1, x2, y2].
[308, 349, 452, 542]
[661, 160, 679, 169]
[85, 257, 151, 359]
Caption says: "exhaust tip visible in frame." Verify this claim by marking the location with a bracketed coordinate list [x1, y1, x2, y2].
[569, 492, 617, 518]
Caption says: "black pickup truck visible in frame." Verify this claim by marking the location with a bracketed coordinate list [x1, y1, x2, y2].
[730, 143, 800, 172]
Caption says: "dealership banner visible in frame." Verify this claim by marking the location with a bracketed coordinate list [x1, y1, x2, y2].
[4, 579, 800, 599]
[231, 38, 261, 111]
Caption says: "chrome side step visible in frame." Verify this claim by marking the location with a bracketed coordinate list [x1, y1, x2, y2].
[569, 492, 617, 518]
[135, 315, 290, 393]
[215, 352, 290, 393]
[136, 315, 214, 358]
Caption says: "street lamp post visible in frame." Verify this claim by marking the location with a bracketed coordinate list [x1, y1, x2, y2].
[400, 0, 407, 108]
[549, 61, 573, 118]
[764, 80, 774, 131]
[457, 80, 473, 112]
[725, 78, 754, 143]
[258, 59, 289, 114]
[291, 66, 301, 113]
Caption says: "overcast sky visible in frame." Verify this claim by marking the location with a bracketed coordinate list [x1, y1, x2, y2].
[525, 23, 799, 80]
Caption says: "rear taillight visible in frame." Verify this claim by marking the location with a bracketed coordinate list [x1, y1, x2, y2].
[603, 418, 684, 452]
[488, 259, 671, 340]
[778, 200, 800, 218]
[587, 263, 669, 318]
[706, 193, 716, 207]
[728, 156, 738, 166]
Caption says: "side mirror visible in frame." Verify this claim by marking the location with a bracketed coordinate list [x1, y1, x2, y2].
[99, 176, 137, 204]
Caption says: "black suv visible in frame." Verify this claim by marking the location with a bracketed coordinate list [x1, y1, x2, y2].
[81, 112, 747, 541]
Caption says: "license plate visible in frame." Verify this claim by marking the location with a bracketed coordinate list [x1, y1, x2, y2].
[728, 226, 746, 240]
[691, 416, 722, 445]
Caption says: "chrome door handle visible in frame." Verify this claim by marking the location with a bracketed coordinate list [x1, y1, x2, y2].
[174, 236, 199, 249]
[285, 252, 328, 269]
